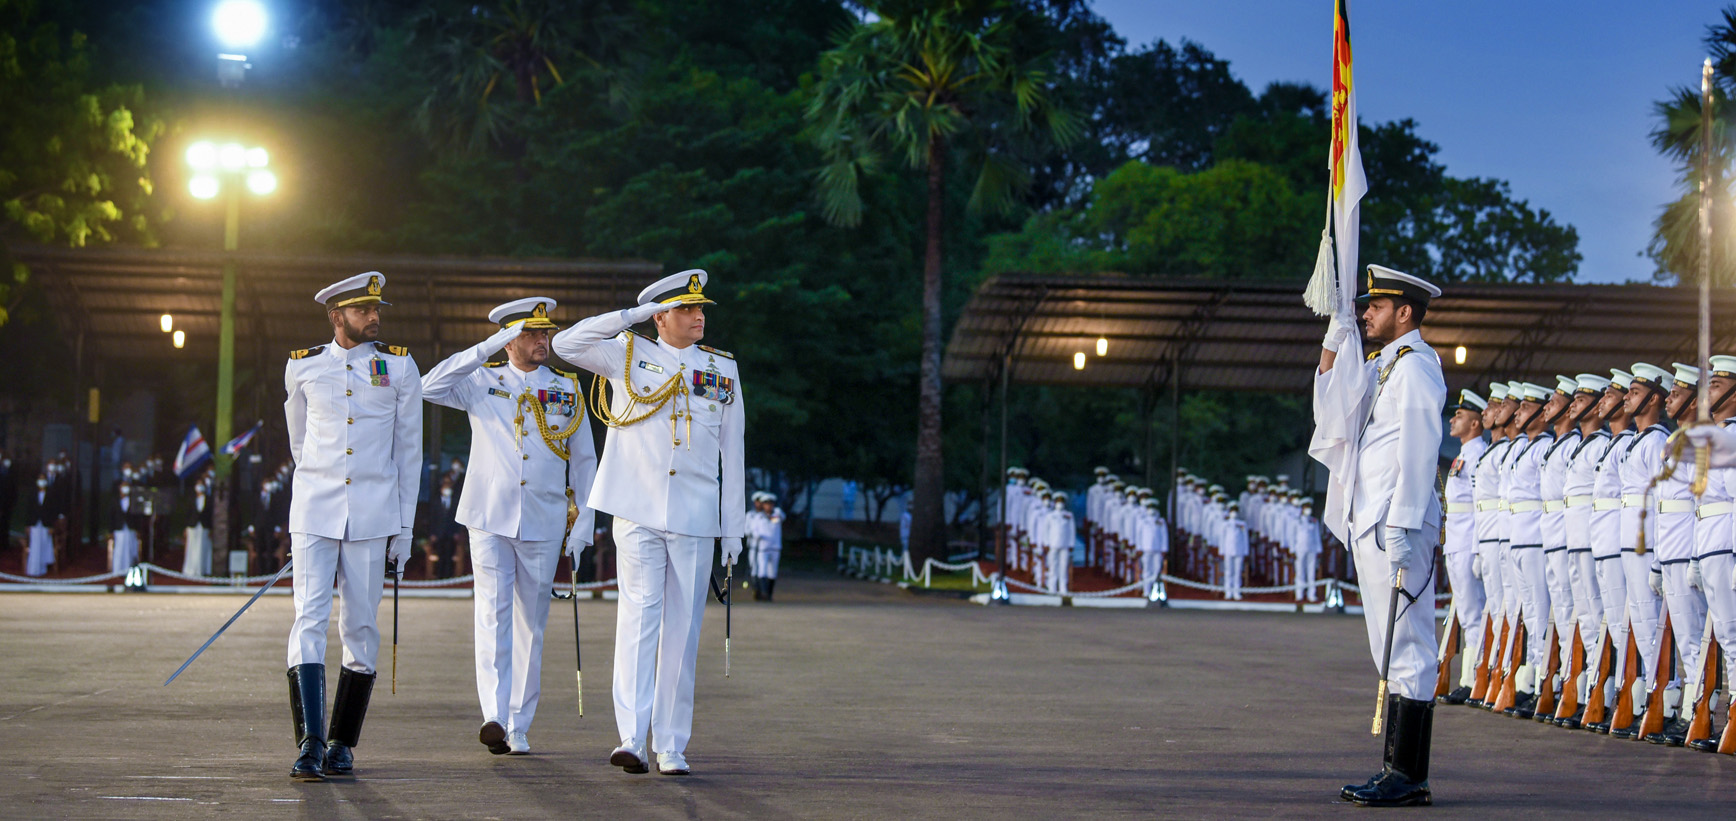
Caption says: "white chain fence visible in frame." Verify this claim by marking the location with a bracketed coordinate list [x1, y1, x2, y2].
[0, 562, 618, 594]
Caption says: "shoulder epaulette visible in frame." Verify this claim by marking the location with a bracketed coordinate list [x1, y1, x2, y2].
[553, 369, 579, 380]
[1365, 351, 1380, 362]
[698, 344, 734, 360]
[373, 342, 410, 356]
[484, 361, 506, 368]
[289, 345, 326, 361]
[625, 327, 658, 344]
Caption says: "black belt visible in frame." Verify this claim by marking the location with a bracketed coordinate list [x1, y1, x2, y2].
[1567, 547, 1592, 554]
[1544, 546, 1567, 554]
[1660, 557, 1693, 566]
[1595, 554, 1623, 562]
[1511, 543, 1543, 550]
[1696, 549, 1734, 560]
[1477, 538, 1500, 544]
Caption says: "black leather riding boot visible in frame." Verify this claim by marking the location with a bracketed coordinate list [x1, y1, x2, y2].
[288, 664, 326, 781]
[1351, 695, 1433, 807]
[324, 668, 376, 774]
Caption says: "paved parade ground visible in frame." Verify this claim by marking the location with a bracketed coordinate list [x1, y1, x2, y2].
[2, 573, 1733, 820]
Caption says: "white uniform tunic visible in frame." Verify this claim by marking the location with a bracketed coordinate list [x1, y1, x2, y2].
[422, 339, 599, 736]
[1541, 429, 1580, 666]
[1311, 329, 1445, 700]
[747, 505, 784, 580]
[283, 340, 423, 673]
[1694, 420, 1736, 694]
[1618, 425, 1669, 688]
[1506, 430, 1554, 675]
[553, 312, 745, 756]
[1655, 430, 1709, 682]
[1043, 505, 1075, 593]
[1471, 438, 1510, 627]
[1563, 431, 1609, 664]
[1590, 428, 1632, 688]
[1443, 438, 1485, 685]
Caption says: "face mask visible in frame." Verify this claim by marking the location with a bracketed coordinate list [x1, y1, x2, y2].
[120, 485, 131, 493]
[38, 480, 48, 489]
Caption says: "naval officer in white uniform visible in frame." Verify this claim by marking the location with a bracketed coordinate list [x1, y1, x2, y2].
[422, 297, 599, 756]
[1314, 265, 1445, 807]
[552, 269, 746, 776]
[282, 272, 422, 781]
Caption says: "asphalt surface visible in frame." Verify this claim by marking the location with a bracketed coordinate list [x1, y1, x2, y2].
[0, 572, 1731, 819]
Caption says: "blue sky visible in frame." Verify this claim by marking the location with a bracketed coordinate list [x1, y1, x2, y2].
[1090, 0, 1723, 284]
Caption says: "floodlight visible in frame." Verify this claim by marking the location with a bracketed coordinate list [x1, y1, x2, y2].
[212, 1, 268, 50]
[218, 143, 247, 170]
[186, 141, 218, 170]
[246, 170, 277, 195]
[189, 176, 220, 199]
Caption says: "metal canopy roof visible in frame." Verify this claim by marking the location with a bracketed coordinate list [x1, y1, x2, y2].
[943, 274, 1736, 395]
[12, 245, 662, 368]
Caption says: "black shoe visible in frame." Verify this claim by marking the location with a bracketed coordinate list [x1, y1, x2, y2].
[1610, 712, 1646, 739]
[1508, 692, 1537, 719]
[1350, 695, 1433, 807]
[480, 721, 510, 755]
[1644, 717, 1689, 746]
[1584, 717, 1612, 734]
[1340, 771, 1382, 802]
[324, 668, 374, 775]
[1688, 736, 1722, 753]
[1556, 705, 1585, 730]
[1438, 686, 1471, 706]
[288, 664, 326, 782]
[765, 578, 775, 602]
[751, 576, 764, 600]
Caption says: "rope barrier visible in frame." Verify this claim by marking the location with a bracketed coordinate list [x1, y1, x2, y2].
[0, 569, 125, 585]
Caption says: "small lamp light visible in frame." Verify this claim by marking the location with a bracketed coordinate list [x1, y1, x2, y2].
[1096, 336, 1108, 357]
[173, 330, 186, 349]
[160, 314, 174, 333]
[1454, 345, 1467, 365]
[1073, 351, 1086, 370]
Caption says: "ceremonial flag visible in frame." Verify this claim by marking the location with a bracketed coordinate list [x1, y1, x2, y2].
[1307, 0, 1374, 544]
[221, 420, 264, 457]
[173, 425, 212, 479]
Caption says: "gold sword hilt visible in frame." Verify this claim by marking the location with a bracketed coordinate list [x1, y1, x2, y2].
[577, 671, 584, 717]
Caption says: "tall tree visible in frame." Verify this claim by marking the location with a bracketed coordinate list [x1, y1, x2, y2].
[807, 0, 1075, 564]
[1647, 7, 1736, 286]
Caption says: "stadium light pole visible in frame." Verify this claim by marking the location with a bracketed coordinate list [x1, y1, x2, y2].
[188, 141, 276, 477]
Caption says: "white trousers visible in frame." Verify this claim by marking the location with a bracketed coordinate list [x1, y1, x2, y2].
[1223, 555, 1243, 599]
[1053, 546, 1073, 594]
[1620, 552, 1664, 688]
[612, 518, 710, 755]
[111, 528, 139, 575]
[1510, 546, 1550, 674]
[1295, 551, 1319, 601]
[1350, 531, 1440, 701]
[469, 529, 559, 733]
[1545, 549, 1575, 671]
[1593, 555, 1630, 701]
[1660, 562, 1708, 686]
[751, 544, 781, 580]
[182, 525, 212, 576]
[287, 533, 387, 673]
[1694, 552, 1736, 692]
[1567, 550, 1601, 666]
[1499, 543, 1521, 621]
[1444, 549, 1484, 688]
[26, 525, 53, 576]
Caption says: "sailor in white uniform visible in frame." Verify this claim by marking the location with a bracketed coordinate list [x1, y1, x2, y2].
[421, 297, 598, 756]
[1641, 362, 1711, 744]
[551, 269, 745, 777]
[1556, 373, 1611, 728]
[1676, 354, 1736, 751]
[1610, 362, 1672, 739]
[1314, 266, 1445, 807]
[282, 272, 422, 780]
[1044, 491, 1075, 594]
[1438, 389, 1486, 704]
[746, 492, 784, 601]
[1583, 370, 1634, 732]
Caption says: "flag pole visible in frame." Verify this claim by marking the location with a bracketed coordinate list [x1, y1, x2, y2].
[1695, 57, 1715, 497]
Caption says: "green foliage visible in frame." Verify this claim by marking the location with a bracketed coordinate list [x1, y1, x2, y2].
[0, 0, 162, 325]
[1647, 8, 1736, 285]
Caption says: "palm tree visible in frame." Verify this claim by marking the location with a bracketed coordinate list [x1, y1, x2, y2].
[807, 0, 1076, 565]
[1649, 9, 1736, 286]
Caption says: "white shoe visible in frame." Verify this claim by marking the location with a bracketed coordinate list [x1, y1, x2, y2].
[657, 751, 690, 775]
[507, 731, 530, 755]
[609, 739, 648, 774]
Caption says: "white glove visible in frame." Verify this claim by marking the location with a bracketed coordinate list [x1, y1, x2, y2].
[626, 301, 675, 324]
[1322, 313, 1356, 353]
[721, 536, 743, 566]
[1383, 525, 1414, 584]
[483, 323, 524, 354]
[1730, 562, 1736, 592]
[1649, 567, 1664, 597]
[1688, 558, 1704, 592]
[563, 528, 584, 558]
[387, 528, 412, 574]
[1471, 553, 1483, 579]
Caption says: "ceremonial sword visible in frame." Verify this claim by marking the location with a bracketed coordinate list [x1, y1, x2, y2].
[1372, 568, 1403, 735]
[708, 563, 732, 677]
[572, 561, 584, 716]
[390, 560, 399, 694]
[164, 559, 293, 686]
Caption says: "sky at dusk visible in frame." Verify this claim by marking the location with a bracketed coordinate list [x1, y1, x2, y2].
[1092, 0, 1725, 284]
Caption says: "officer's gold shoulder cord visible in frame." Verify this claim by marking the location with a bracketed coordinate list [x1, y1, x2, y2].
[512, 371, 586, 462]
[587, 331, 692, 448]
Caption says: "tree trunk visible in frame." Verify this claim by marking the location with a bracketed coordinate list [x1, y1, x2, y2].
[909, 135, 947, 566]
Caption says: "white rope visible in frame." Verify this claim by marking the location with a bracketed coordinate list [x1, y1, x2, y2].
[138, 563, 282, 585]
[0, 569, 125, 585]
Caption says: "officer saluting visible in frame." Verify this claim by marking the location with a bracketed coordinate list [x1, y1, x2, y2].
[283, 272, 422, 781]
[422, 297, 599, 756]
[1314, 265, 1445, 807]
[551, 269, 745, 777]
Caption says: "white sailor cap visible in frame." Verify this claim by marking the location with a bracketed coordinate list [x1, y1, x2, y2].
[1520, 382, 1551, 402]
[1630, 362, 1673, 393]
[1711, 355, 1736, 378]
[1452, 389, 1487, 412]
[1506, 380, 1525, 400]
[1672, 362, 1701, 388]
[1106, 474, 1121, 484]
[1208, 484, 1224, 493]
[637, 269, 715, 307]
[1609, 368, 1635, 390]
[1275, 474, 1289, 484]
[1095, 466, 1110, 475]
[316, 272, 389, 308]
[1356, 265, 1443, 306]
[1030, 478, 1050, 491]
[750, 491, 768, 502]
[1487, 382, 1509, 401]
[1575, 373, 1611, 394]
[1052, 490, 1069, 503]
[488, 296, 560, 330]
